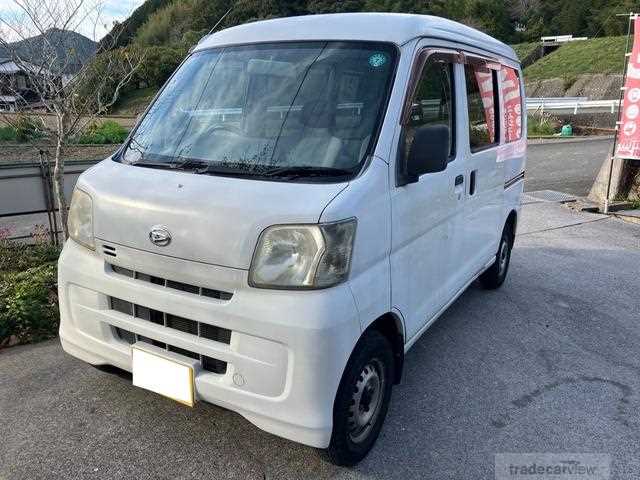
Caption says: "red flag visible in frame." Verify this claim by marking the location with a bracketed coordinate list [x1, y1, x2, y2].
[474, 69, 496, 143]
[616, 16, 640, 160]
[501, 66, 523, 142]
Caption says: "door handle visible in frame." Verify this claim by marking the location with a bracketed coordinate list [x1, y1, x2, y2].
[454, 175, 464, 186]
[469, 170, 477, 196]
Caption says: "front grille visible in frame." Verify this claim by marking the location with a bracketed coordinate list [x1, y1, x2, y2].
[110, 264, 233, 301]
[110, 297, 232, 344]
[115, 327, 227, 374]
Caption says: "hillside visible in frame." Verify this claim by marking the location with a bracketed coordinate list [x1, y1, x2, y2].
[100, 0, 174, 49]
[524, 36, 626, 81]
[103, 0, 634, 50]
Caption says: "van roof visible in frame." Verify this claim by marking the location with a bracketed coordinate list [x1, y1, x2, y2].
[195, 13, 518, 63]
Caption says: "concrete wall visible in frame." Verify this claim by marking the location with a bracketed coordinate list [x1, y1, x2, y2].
[1, 112, 137, 130]
[0, 160, 98, 217]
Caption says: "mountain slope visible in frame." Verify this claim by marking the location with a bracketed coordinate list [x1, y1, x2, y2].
[0, 28, 97, 74]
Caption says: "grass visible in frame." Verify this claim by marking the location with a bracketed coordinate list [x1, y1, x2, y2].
[525, 36, 627, 81]
[0, 116, 44, 142]
[511, 42, 539, 62]
[527, 115, 558, 136]
[111, 86, 158, 115]
[75, 120, 129, 144]
[0, 232, 60, 348]
[0, 125, 17, 141]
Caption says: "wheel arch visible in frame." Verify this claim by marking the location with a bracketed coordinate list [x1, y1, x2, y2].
[364, 312, 405, 384]
[505, 209, 518, 244]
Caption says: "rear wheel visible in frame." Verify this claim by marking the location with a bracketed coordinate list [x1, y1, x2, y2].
[479, 224, 513, 290]
[326, 330, 394, 466]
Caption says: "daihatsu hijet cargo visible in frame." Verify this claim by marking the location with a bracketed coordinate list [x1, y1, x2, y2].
[59, 13, 526, 465]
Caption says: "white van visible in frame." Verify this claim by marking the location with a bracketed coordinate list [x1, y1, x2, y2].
[59, 13, 526, 465]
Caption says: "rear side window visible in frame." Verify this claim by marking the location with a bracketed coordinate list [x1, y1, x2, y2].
[500, 66, 523, 142]
[465, 65, 499, 151]
[405, 60, 455, 158]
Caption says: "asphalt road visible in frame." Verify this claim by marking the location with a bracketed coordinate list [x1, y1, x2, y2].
[2, 200, 640, 479]
[525, 137, 613, 196]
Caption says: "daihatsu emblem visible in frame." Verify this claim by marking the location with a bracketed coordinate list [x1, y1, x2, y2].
[149, 225, 172, 247]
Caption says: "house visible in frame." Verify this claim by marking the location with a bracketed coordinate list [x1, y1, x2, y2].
[0, 28, 97, 110]
[0, 58, 40, 111]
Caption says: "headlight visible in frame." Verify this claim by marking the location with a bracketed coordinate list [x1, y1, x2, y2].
[249, 219, 356, 289]
[67, 189, 94, 250]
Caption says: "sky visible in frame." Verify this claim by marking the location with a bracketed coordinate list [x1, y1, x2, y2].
[0, 0, 146, 41]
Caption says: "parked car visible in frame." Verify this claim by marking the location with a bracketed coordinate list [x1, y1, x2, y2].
[59, 13, 526, 466]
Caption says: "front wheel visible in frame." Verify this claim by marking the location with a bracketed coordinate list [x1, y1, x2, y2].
[326, 330, 394, 466]
[479, 224, 513, 290]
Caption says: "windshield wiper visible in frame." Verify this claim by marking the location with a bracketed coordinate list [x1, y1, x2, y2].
[191, 164, 265, 177]
[130, 161, 354, 180]
[131, 158, 208, 171]
[259, 165, 354, 179]
[174, 158, 209, 171]
[129, 160, 177, 170]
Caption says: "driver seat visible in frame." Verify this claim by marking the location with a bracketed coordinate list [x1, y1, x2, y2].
[286, 96, 342, 167]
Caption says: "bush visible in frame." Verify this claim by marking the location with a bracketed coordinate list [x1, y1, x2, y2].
[76, 120, 129, 144]
[528, 115, 558, 136]
[78, 45, 186, 114]
[136, 45, 188, 87]
[0, 233, 61, 347]
[0, 238, 60, 274]
[0, 125, 17, 141]
[14, 115, 44, 142]
[0, 116, 43, 142]
[0, 263, 59, 346]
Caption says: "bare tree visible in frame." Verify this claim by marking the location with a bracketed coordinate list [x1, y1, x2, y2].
[0, 0, 144, 240]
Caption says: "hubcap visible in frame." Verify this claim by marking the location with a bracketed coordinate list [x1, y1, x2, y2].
[498, 239, 509, 275]
[348, 359, 385, 444]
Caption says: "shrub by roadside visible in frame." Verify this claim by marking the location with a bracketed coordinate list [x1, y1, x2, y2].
[0, 116, 45, 143]
[75, 120, 129, 145]
[0, 264, 59, 347]
[528, 115, 558, 136]
[0, 233, 60, 348]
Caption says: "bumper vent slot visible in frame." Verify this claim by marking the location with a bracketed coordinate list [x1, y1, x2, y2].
[115, 327, 227, 374]
[110, 264, 232, 301]
[103, 244, 117, 257]
[110, 297, 231, 344]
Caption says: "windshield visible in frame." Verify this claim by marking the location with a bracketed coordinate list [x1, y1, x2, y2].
[119, 41, 396, 180]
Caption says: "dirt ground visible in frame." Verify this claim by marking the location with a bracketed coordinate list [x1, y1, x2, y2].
[0, 143, 119, 165]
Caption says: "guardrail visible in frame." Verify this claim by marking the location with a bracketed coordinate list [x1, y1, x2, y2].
[424, 97, 618, 116]
[526, 97, 619, 115]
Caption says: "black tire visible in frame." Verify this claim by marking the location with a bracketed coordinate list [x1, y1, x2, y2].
[479, 223, 513, 290]
[326, 330, 394, 467]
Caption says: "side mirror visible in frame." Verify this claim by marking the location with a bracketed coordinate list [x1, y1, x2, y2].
[398, 124, 450, 186]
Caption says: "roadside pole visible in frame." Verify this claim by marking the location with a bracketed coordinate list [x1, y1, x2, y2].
[605, 13, 635, 213]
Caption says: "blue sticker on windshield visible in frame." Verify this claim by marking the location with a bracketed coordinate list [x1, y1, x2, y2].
[368, 53, 387, 68]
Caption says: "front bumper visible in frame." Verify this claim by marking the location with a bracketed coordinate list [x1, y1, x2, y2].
[58, 239, 361, 448]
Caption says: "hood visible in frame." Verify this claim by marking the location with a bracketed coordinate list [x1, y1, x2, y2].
[79, 160, 347, 269]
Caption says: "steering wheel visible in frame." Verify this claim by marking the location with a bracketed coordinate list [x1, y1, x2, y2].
[205, 123, 244, 136]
